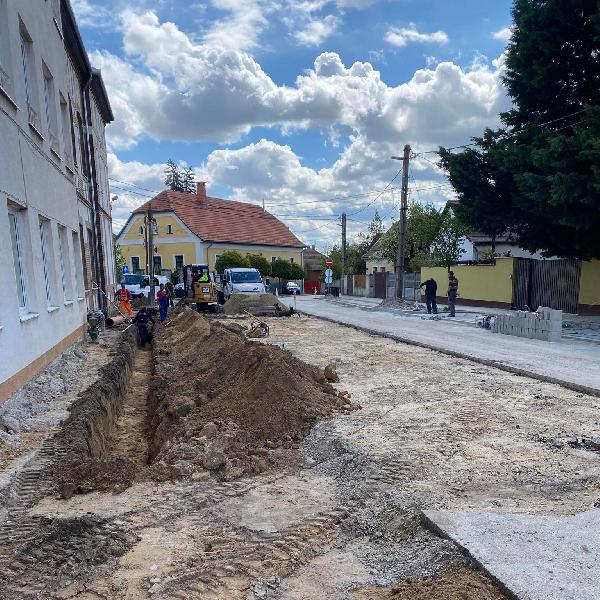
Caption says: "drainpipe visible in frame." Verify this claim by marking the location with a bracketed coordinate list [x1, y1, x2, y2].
[82, 72, 103, 311]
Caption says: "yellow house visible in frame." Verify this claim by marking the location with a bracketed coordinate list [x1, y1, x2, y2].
[117, 183, 305, 274]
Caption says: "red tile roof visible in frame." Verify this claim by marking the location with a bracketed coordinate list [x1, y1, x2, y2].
[133, 190, 305, 248]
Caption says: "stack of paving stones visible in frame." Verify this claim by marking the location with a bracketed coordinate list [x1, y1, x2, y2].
[492, 306, 562, 342]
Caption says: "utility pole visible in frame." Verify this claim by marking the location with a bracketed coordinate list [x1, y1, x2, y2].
[392, 145, 410, 299]
[148, 208, 156, 306]
[341, 212, 347, 296]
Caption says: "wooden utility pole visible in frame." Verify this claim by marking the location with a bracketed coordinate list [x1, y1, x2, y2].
[148, 208, 156, 306]
[341, 212, 347, 295]
[395, 144, 411, 299]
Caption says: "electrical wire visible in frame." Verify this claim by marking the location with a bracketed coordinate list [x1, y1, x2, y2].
[346, 169, 403, 217]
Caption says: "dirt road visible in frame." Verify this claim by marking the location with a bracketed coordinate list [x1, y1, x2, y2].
[2, 314, 599, 599]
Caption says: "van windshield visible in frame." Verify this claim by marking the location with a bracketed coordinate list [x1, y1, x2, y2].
[121, 274, 144, 285]
[231, 271, 262, 284]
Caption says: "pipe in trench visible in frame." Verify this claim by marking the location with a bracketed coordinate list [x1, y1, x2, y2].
[106, 315, 126, 327]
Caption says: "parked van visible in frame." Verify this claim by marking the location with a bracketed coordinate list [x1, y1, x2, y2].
[119, 274, 169, 299]
[219, 268, 266, 303]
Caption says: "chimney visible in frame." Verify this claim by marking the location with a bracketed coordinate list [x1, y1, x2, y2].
[196, 181, 207, 200]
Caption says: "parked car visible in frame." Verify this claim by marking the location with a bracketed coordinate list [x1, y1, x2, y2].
[283, 281, 301, 295]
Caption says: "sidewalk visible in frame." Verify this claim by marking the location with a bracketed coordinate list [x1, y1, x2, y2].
[285, 296, 600, 394]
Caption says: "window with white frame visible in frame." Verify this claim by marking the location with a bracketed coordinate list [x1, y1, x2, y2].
[59, 93, 72, 165]
[271, 256, 277, 263]
[72, 231, 84, 298]
[39, 217, 57, 307]
[9, 209, 28, 312]
[19, 20, 41, 131]
[290, 257, 295, 263]
[167, 224, 173, 234]
[58, 225, 73, 301]
[153, 256, 162, 273]
[139, 226, 144, 235]
[131, 257, 140, 273]
[174, 255, 184, 270]
[42, 63, 58, 153]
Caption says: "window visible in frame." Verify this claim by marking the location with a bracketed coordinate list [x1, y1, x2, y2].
[72, 231, 84, 298]
[167, 224, 173, 235]
[77, 111, 88, 178]
[271, 256, 277, 263]
[20, 21, 41, 131]
[59, 94, 72, 165]
[373, 267, 378, 273]
[0, 1, 14, 97]
[58, 225, 72, 301]
[131, 257, 140, 273]
[68, 97, 78, 168]
[175, 255, 184, 270]
[42, 63, 58, 153]
[9, 210, 28, 312]
[39, 218, 56, 307]
[153, 256, 162, 273]
[139, 226, 144, 235]
[290, 257, 294, 263]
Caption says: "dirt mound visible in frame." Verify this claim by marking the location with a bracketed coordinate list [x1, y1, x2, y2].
[223, 293, 290, 315]
[53, 456, 138, 499]
[148, 309, 353, 480]
[358, 566, 506, 599]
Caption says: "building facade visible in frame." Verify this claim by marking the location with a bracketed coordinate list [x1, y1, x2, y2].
[117, 183, 305, 276]
[0, 0, 114, 402]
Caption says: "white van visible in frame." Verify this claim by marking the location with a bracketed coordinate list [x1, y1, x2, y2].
[220, 268, 266, 302]
[119, 274, 169, 299]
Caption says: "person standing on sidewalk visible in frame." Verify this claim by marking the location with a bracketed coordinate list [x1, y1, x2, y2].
[447, 271, 459, 317]
[419, 278, 438, 314]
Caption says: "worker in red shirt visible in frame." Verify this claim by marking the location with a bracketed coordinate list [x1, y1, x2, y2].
[156, 283, 169, 322]
[116, 284, 133, 317]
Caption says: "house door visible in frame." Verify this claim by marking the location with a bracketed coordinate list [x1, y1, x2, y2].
[374, 272, 386, 299]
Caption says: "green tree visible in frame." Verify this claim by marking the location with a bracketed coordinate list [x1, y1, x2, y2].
[246, 253, 272, 277]
[214, 250, 250, 274]
[170, 270, 179, 285]
[164, 159, 183, 192]
[441, 0, 600, 259]
[431, 214, 467, 271]
[288, 262, 305, 281]
[181, 166, 196, 194]
[114, 241, 125, 282]
[271, 258, 291, 290]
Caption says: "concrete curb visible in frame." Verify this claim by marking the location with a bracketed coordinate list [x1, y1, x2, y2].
[420, 511, 521, 600]
[296, 311, 600, 398]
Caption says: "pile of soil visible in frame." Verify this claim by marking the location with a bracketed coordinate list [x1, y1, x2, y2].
[358, 566, 506, 599]
[223, 293, 290, 315]
[148, 309, 353, 480]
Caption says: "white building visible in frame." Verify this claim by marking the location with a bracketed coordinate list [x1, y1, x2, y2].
[0, 0, 114, 402]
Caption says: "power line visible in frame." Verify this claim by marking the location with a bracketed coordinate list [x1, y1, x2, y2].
[346, 168, 403, 217]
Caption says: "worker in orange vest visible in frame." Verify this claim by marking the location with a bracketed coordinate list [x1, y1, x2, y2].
[115, 284, 133, 317]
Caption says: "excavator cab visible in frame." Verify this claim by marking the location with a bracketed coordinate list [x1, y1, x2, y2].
[183, 264, 219, 311]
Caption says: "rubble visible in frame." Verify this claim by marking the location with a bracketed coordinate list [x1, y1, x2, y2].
[223, 293, 290, 315]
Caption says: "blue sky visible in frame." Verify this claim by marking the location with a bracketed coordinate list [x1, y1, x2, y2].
[72, 0, 514, 249]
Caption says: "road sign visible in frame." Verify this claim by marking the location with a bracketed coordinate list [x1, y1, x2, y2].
[325, 276, 333, 284]
[325, 258, 333, 268]
[325, 268, 333, 278]
[122, 265, 129, 274]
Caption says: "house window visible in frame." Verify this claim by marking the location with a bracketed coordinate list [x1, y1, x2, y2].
[42, 63, 58, 153]
[167, 224, 173, 234]
[39, 217, 56, 307]
[153, 256, 162, 273]
[20, 21, 41, 131]
[271, 256, 277, 263]
[58, 225, 72, 301]
[175, 255, 184, 270]
[290, 257, 294, 263]
[72, 231, 84, 298]
[59, 94, 72, 165]
[77, 111, 88, 178]
[131, 257, 140, 273]
[0, 1, 14, 97]
[9, 209, 28, 312]
[372, 267, 378, 273]
[68, 97, 78, 168]
[139, 226, 144, 235]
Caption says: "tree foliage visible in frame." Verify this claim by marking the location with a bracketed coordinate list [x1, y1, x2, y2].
[114, 241, 125, 282]
[164, 160, 196, 193]
[246, 253, 272, 277]
[440, 0, 600, 259]
[431, 214, 467, 271]
[214, 251, 250, 273]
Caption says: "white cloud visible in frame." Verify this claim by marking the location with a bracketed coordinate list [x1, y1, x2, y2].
[70, 0, 111, 28]
[492, 26, 513, 41]
[385, 24, 448, 48]
[294, 14, 340, 46]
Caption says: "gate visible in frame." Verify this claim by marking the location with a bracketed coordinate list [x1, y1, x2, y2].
[513, 259, 581, 313]
[374, 272, 387, 299]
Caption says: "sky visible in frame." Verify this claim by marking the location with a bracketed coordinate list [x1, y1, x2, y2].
[72, 0, 515, 250]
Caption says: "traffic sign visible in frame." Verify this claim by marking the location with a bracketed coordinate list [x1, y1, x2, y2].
[325, 276, 333, 284]
[123, 265, 129, 274]
[325, 268, 333, 278]
[325, 258, 333, 268]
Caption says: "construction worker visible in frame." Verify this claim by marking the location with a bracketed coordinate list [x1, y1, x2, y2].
[132, 307, 155, 348]
[419, 277, 438, 314]
[115, 284, 133, 317]
[156, 283, 169, 322]
[447, 271, 459, 317]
